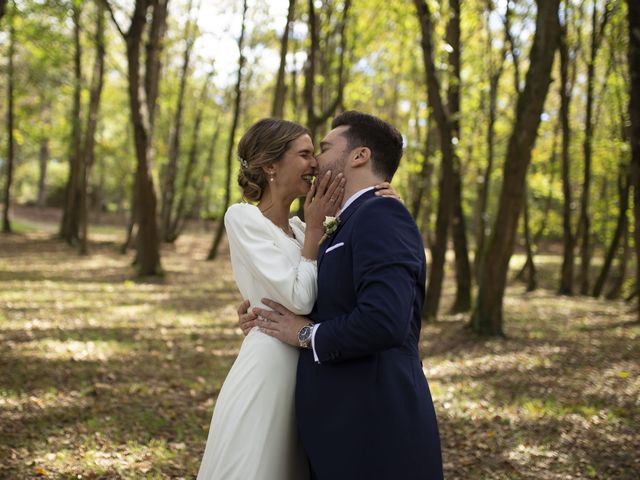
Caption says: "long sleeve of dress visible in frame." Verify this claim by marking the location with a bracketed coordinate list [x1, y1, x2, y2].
[224, 204, 317, 315]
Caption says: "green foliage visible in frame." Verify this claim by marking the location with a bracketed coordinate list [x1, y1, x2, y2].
[0, 0, 632, 250]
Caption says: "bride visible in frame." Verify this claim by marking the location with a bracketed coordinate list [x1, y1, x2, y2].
[196, 118, 397, 480]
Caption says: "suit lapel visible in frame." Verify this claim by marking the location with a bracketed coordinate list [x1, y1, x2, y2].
[318, 235, 331, 259]
[318, 189, 377, 268]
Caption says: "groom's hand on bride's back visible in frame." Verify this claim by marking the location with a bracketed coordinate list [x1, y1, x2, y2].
[237, 299, 258, 336]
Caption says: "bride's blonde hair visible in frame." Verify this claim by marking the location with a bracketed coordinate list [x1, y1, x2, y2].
[237, 119, 310, 201]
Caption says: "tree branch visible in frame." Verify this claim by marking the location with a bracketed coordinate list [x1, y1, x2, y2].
[102, 0, 126, 38]
[0, 0, 7, 21]
[318, 0, 351, 123]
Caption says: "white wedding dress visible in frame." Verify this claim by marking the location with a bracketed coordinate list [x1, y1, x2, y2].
[197, 203, 315, 480]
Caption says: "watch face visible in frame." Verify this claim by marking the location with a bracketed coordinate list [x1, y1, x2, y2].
[299, 326, 312, 342]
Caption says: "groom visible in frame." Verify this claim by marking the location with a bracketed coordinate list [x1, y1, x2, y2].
[241, 111, 443, 479]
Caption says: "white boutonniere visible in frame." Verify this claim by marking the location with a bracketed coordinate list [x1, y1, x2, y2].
[320, 216, 340, 244]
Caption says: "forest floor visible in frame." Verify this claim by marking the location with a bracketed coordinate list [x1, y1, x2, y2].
[1, 208, 639, 479]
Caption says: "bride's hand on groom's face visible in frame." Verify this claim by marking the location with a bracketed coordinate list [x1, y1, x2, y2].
[252, 298, 311, 348]
[304, 171, 345, 232]
[237, 299, 258, 336]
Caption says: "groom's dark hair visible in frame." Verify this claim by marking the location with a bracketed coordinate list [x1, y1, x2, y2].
[331, 111, 403, 181]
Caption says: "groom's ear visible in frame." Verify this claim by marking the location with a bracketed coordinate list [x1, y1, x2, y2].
[350, 147, 371, 168]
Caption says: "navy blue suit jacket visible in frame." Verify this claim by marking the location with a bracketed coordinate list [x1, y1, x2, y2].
[296, 189, 443, 480]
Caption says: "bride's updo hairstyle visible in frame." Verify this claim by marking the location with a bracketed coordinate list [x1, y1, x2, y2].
[237, 118, 310, 201]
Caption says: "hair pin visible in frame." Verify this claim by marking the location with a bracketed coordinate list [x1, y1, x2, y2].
[238, 156, 249, 169]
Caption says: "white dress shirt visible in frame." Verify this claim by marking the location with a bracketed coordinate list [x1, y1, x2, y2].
[310, 186, 375, 362]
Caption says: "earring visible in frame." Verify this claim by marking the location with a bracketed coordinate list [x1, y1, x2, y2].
[269, 171, 275, 182]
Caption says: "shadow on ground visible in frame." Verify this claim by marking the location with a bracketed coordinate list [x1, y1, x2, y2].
[1, 230, 639, 479]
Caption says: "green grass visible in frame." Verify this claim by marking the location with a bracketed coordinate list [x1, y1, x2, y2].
[1, 217, 639, 479]
[8, 220, 44, 234]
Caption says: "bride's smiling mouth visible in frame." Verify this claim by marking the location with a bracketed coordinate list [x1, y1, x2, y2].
[301, 174, 315, 185]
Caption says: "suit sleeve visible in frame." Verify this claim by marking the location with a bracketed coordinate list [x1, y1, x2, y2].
[225, 204, 317, 315]
[313, 198, 424, 363]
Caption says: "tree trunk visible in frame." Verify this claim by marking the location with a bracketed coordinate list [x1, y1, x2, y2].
[414, 0, 458, 321]
[60, 2, 83, 244]
[626, 0, 640, 321]
[475, 91, 495, 282]
[139, 0, 167, 275]
[304, 0, 350, 145]
[606, 214, 629, 300]
[558, 9, 578, 295]
[290, 64, 299, 116]
[161, 0, 196, 242]
[558, 42, 574, 295]
[409, 96, 426, 220]
[532, 124, 559, 245]
[517, 127, 558, 286]
[446, 0, 472, 313]
[388, 42, 405, 126]
[593, 170, 630, 297]
[504, 0, 521, 93]
[625, 284, 638, 303]
[272, 0, 295, 118]
[202, 127, 220, 219]
[451, 170, 473, 311]
[121, 180, 137, 255]
[577, 5, 597, 295]
[606, 32, 633, 301]
[208, 0, 248, 260]
[37, 137, 49, 208]
[2, 0, 15, 234]
[113, 0, 168, 265]
[471, 0, 560, 336]
[418, 111, 437, 248]
[475, 0, 510, 283]
[297, 0, 351, 219]
[94, 161, 105, 223]
[578, 0, 613, 294]
[120, 102, 135, 254]
[519, 185, 537, 292]
[107, 0, 167, 275]
[145, 0, 168, 129]
[79, 1, 106, 255]
[170, 68, 215, 239]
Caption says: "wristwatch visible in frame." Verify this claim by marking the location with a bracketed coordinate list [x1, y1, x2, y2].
[297, 323, 314, 349]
